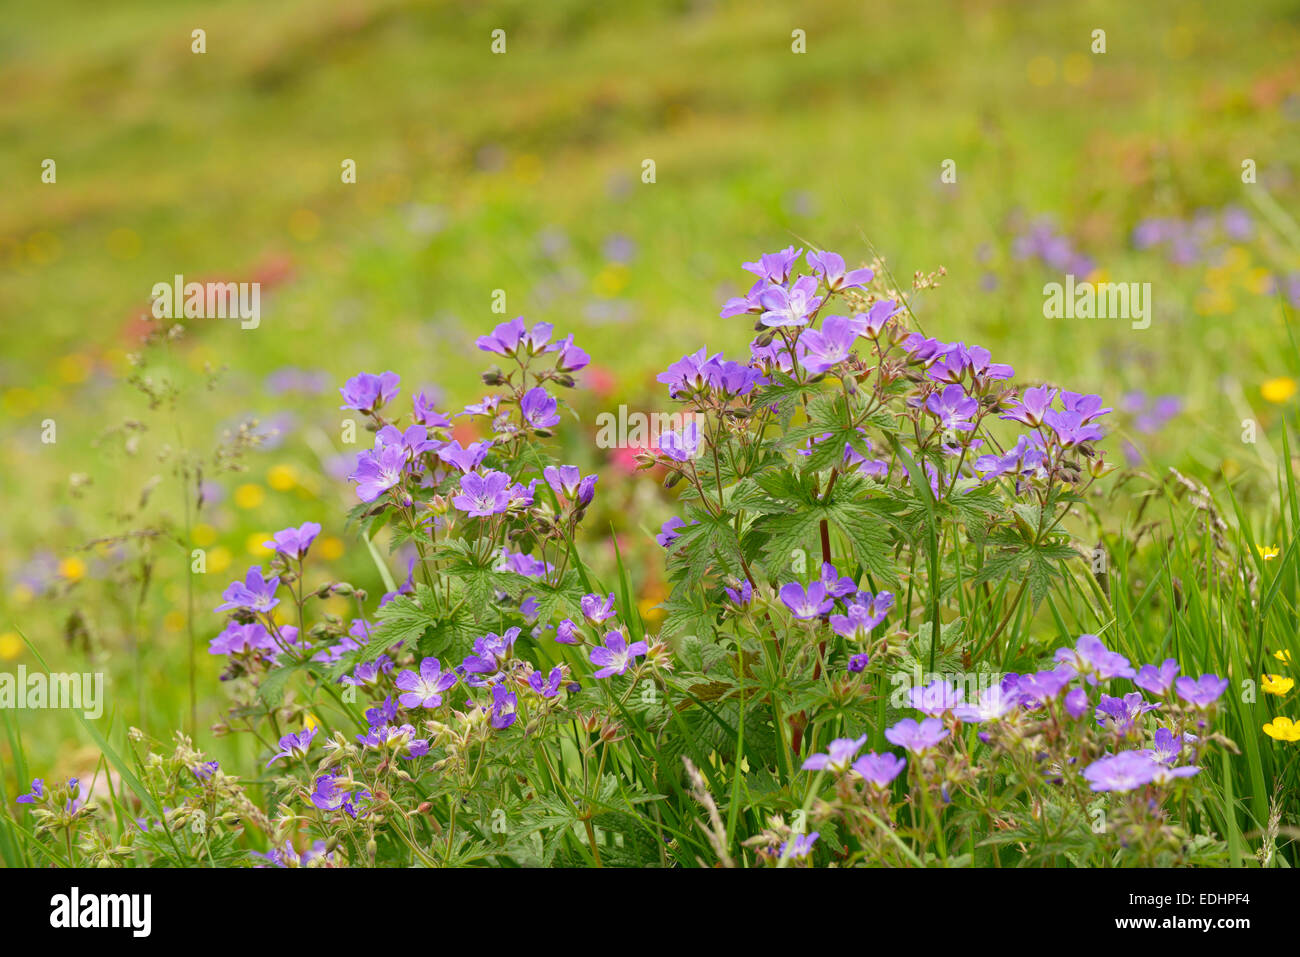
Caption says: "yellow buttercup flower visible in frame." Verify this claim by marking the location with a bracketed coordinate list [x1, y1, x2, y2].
[59, 556, 86, 581]
[1263, 716, 1300, 742]
[1276, 650, 1294, 664]
[0, 632, 23, 661]
[1262, 673, 1294, 696]
[303, 713, 319, 732]
[267, 464, 298, 491]
[1261, 377, 1298, 404]
[1256, 544, 1280, 561]
[234, 483, 266, 509]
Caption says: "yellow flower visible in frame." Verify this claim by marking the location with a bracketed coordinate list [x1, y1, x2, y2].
[163, 611, 186, 633]
[59, 556, 86, 581]
[1256, 544, 1280, 561]
[207, 546, 233, 575]
[0, 632, 23, 661]
[234, 483, 266, 509]
[1262, 673, 1294, 695]
[303, 713, 319, 732]
[246, 532, 273, 557]
[318, 536, 345, 561]
[1261, 377, 1297, 404]
[1276, 649, 1294, 664]
[267, 464, 297, 491]
[1263, 716, 1300, 742]
[192, 523, 218, 547]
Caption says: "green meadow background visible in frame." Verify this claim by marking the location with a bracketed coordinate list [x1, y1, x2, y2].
[3, 0, 1300, 820]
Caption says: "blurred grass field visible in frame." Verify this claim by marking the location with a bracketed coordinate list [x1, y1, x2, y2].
[3, 0, 1300, 811]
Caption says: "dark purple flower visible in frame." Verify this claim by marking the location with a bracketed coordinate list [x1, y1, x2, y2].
[725, 579, 753, 607]
[490, 683, 518, 729]
[16, 778, 44, 804]
[528, 667, 564, 698]
[847, 652, 870, 673]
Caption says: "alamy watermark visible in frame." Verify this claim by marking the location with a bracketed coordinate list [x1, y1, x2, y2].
[0, 666, 104, 719]
[594, 405, 707, 456]
[151, 273, 260, 329]
[1042, 274, 1151, 330]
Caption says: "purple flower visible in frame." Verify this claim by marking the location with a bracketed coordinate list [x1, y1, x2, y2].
[656, 516, 686, 548]
[310, 774, 369, 816]
[581, 592, 617, 625]
[656, 348, 722, 398]
[453, 469, 513, 517]
[349, 444, 409, 502]
[802, 735, 868, 773]
[1060, 391, 1112, 423]
[477, 317, 554, 357]
[365, 696, 399, 727]
[742, 246, 803, 284]
[549, 333, 590, 372]
[858, 299, 902, 339]
[659, 422, 702, 462]
[215, 566, 280, 613]
[759, 276, 822, 328]
[1064, 687, 1089, 719]
[16, 778, 44, 804]
[816, 563, 856, 599]
[725, 579, 753, 606]
[555, 619, 581, 645]
[909, 679, 964, 717]
[953, 684, 1019, 723]
[847, 652, 870, 673]
[1174, 674, 1229, 709]
[520, 386, 561, 430]
[356, 724, 428, 759]
[796, 314, 860, 374]
[851, 752, 907, 790]
[490, 683, 518, 729]
[589, 631, 648, 678]
[1054, 634, 1135, 682]
[721, 280, 766, 318]
[828, 590, 893, 640]
[780, 831, 819, 860]
[461, 629, 521, 684]
[925, 384, 978, 432]
[779, 581, 833, 620]
[1015, 667, 1075, 704]
[1148, 727, 1187, 765]
[1000, 385, 1058, 427]
[339, 371, 400, 413]
[528, 667, 564, 698]
[395, 657, 458, 709]
[1134, 658, 1180, 696]
[544, 465, 598, 506]
[885, 717, 950, 754]
[1094, 692, 1158, 733]
[413, 391, 451, 428]
[1043, 409, 1104, 448]
[806, 250, 873, 291]
[266, 727, 317, 768]
[1082, 751, 1160, 792]
[208, 621, 277, 656]
[263, 522, 322, 559]
[436, 439, 492, 474]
